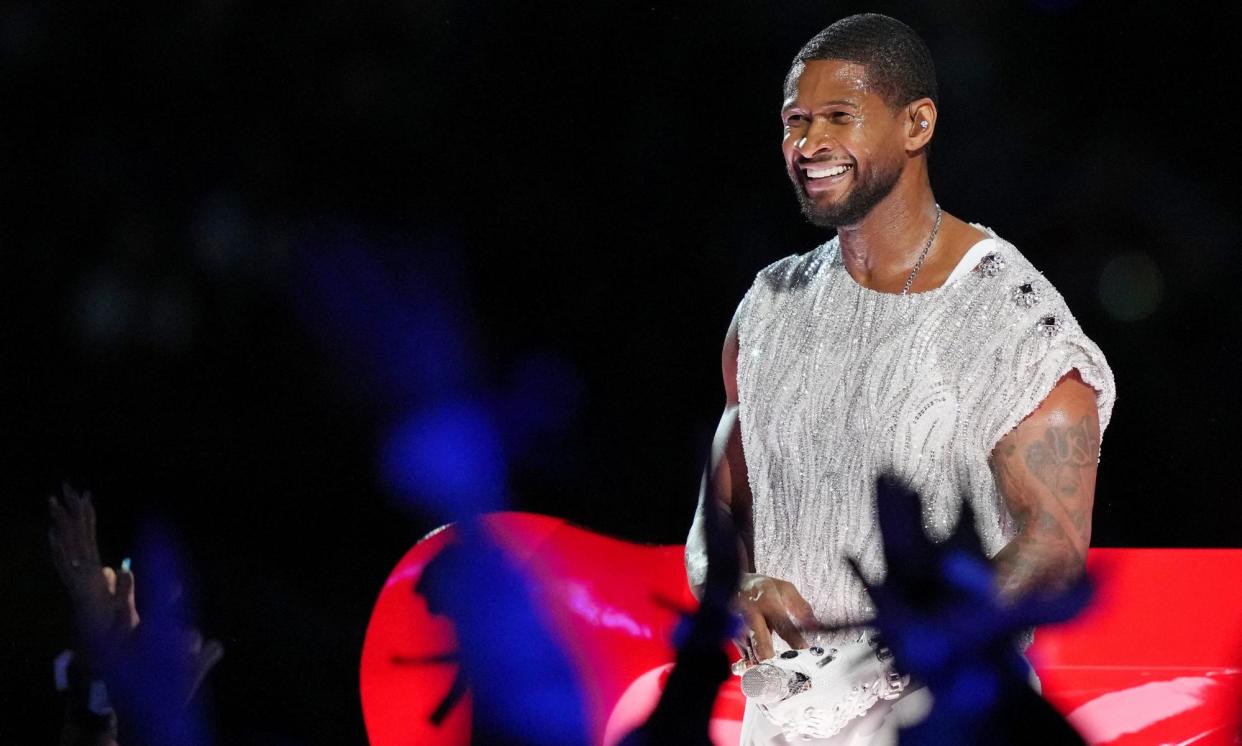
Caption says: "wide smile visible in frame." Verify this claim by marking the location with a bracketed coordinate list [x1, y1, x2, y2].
[800, 162, 853, 194]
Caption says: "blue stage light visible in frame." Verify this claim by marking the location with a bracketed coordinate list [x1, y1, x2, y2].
[379, 399, 507, 518]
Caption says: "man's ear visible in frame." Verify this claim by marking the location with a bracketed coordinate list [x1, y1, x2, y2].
[906, 98, 937, 150]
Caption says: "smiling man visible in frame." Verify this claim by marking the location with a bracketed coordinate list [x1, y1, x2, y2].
[684, 13, 1116, 744]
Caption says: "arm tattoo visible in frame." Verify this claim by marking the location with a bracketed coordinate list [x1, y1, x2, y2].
[1024, 416, 1098, 499]
[991, 416, 1100, 598]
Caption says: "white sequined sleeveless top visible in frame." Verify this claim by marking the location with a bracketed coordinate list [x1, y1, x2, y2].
[735, 227, 1115, 643]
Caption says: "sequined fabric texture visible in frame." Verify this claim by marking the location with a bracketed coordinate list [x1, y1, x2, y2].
[734, 229, 1115, 646]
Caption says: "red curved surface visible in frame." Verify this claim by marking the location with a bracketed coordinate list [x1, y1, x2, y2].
[361, 513, 1242, 745]
[1028, 549, 1242, 745]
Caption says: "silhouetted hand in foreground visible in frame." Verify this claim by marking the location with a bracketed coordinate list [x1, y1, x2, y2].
[49, 484, 139, 672]
[851, 476, 1092, 745]
[49, 484, 224, 745]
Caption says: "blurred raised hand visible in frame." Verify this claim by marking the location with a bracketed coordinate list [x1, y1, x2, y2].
[48, 484, 139, 671]
[49, 484, 223, 745]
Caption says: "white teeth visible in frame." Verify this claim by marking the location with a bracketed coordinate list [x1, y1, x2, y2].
[806, 164, 850, 179]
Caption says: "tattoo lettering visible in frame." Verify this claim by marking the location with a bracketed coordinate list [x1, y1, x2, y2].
[1024, 416, 1099, 497]
[990, 414, 1100, 599]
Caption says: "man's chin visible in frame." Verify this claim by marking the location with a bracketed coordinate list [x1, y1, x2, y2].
[801, 207, 839, 229]
[797, 184, 890, 229]
[798, 195, 856, 229]
[792, 160, 901, 229]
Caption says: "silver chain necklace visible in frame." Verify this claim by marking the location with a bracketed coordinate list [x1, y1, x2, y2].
[899, 203, 943, 296]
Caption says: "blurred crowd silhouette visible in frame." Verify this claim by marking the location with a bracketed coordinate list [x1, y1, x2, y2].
[47, 485, 220, 745]
[46, 471, 1118, 744]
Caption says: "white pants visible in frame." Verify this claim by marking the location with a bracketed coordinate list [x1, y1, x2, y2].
[738, 686, 933, 746]
[737, 664, 1040, 745]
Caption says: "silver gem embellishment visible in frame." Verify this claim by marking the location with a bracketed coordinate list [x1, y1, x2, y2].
[1013, 281, 1041, 308]
[975, 252, 1005, 277]
[1037, 315, 1061, 338]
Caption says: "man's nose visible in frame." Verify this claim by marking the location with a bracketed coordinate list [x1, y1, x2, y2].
[795, 117, 836, 160]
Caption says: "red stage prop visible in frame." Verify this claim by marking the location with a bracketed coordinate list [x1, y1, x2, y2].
[360, 513, 1242, 745]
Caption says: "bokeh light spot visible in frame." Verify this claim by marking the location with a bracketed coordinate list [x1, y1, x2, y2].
[379, 399, 506, 518]
[1098, 252, 1164, 322]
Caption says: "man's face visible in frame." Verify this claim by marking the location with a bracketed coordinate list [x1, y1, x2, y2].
[781, 60, 906, 229]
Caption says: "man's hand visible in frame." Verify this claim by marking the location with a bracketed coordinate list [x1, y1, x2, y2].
[48, 484, 139, 670]
[735, 573, 818, 663]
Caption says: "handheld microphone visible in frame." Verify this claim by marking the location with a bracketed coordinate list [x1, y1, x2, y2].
[737, 637, 909, 740]
[740, 645, 834, 704]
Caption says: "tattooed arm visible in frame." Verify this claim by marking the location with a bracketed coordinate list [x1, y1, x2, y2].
[989, 370, 1101, 600]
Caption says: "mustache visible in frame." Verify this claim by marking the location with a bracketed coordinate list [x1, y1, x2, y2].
[795, 157, 856, 167]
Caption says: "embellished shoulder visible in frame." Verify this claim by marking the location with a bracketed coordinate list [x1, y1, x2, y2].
[957, 234, 1117, 453]
[753, 242, 834, 295]
[737, 242, 834, 348]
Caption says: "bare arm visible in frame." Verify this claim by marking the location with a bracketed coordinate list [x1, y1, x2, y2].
[685, 307, 754, 594]
[990, 370, 1101, 599]
[685, 308, 815, 661]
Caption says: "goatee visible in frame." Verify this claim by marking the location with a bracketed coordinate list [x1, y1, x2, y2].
[791, 160, 903, 229]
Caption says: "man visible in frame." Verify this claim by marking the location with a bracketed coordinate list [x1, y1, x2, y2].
[684, 13, 1115, 744]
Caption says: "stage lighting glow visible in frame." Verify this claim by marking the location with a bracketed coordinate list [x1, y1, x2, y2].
[379, 399, 506, 518]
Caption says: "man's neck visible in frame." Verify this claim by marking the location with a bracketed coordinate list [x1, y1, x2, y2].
[836, 189, 941, 290]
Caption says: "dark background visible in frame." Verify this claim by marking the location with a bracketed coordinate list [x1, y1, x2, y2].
[3, 1, 1239, 742]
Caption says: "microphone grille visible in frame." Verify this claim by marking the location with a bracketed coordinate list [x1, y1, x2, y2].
[740, 663, 790, 704]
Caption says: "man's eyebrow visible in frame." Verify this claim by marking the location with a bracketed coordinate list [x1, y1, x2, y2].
[781, 98, 862, 113]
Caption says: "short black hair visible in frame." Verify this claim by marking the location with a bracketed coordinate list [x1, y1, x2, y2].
[784, 14, 938, 111]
